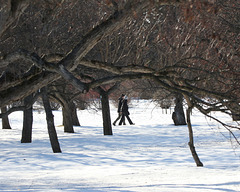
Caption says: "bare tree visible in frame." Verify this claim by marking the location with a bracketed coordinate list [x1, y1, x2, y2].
[0, 0, 239, 165]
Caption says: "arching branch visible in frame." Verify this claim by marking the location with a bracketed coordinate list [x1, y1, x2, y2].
[0, 0, 158, 108]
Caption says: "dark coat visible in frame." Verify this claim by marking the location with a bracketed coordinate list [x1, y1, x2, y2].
[117, 97, 123, 113]
[121, 99, 130, 115]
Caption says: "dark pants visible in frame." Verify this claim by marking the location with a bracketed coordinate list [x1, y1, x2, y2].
[119, 114, 133, 125]
[113, 112, 125, 125]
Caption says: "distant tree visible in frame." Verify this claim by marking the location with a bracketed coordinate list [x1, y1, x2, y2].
[1, 106, 11, 129]
[172, 94, 186, 125]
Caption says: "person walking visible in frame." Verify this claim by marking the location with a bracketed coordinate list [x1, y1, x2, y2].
[113, 94, 125, 126]
[119, 95, 134, 125]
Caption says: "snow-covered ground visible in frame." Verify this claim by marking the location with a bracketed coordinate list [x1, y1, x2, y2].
[0, 100, 239, 192]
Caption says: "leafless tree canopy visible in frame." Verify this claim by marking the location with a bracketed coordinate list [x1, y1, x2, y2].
[0, 0, 239, 128]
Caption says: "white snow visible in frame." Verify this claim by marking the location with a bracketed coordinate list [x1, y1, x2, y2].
[0, 100, 239, 192]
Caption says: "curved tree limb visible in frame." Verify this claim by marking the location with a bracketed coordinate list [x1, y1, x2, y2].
[0, 0, 164, 108]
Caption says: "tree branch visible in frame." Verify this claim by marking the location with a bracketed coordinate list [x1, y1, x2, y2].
[58, 65, 87, 93]
[0, 0, 158, 107]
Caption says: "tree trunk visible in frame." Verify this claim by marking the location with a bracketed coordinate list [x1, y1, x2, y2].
[71, 102, 80, 126]
[62, 102, 74, 133]
[172, 94, 186, 125]
[1, 106, 11, 129]
[186, 106, 203, 167]
[52, 86, 78, 132]
[232, 114, 240, 121]
[226, 103, 240, 121]
[230, 108, 240, 121]
[100, 92, 113, 135]
[21, 95, 33, 143]
[41, 87, 61, 153]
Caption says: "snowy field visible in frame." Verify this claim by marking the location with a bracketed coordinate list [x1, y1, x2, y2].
[0, 100, 239, 192]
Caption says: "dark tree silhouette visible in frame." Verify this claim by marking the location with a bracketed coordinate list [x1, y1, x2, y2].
[41, 87, 61, 153]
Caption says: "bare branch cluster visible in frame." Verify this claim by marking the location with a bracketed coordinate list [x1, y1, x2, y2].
[0, 0, 239, 132]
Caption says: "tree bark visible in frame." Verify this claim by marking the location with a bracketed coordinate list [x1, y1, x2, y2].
[62, 101, 74, 133]
[51, 85, 79, 132]
[1, 106, 11, 129]
[0, 0, 31, 38]
[100, 91, 113, 135]
[232, 114, 240, 121]
[41, 87, 61, 153]
[71, 102, 80, 126]
[63, 100, 80, 127]
[172, 94, 186, 125]
[186, 106, 203, 167]
[21, 94, 33, 143]
[225, 103, 240, 121]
